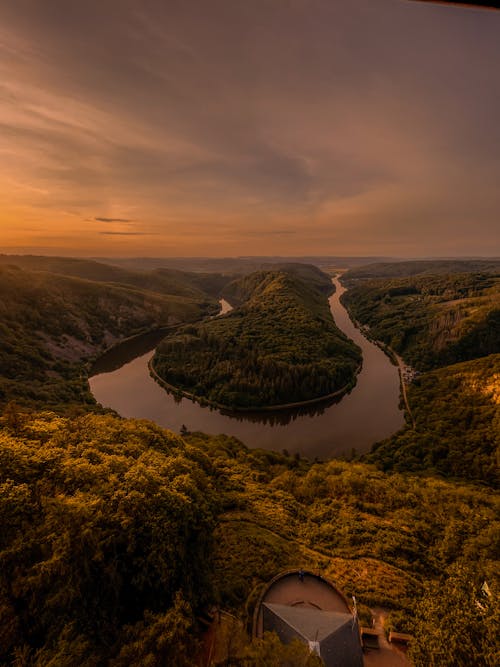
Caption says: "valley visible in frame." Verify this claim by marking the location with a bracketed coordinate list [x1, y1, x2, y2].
[0, 255, 498, 666]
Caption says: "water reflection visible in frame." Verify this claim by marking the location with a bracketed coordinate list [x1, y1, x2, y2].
[167, 386, 349, 426]
[90, 329, 170, 375]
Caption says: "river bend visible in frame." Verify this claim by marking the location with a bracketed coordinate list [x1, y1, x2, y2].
[89, 278, 404, 459]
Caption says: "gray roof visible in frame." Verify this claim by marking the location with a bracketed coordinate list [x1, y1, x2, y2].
[263, 602, 353, 643]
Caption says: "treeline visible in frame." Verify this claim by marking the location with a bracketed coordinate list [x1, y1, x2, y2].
[0, 254, 233, 300]
[188, 432, 498, 666]
[343, 258, 500, 281]
[153, 270, 362, 409]
[1, 411, 497, 665]
[342, 272, 499, 371]
[366, 354, 499, 487]
[0, 264, 217, 411]
[221, 263, 335, 306]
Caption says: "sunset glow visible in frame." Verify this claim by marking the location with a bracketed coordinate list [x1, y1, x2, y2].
[0, 0, 499, 257]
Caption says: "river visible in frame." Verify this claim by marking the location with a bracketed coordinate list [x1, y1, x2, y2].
[89, 277, 404, 459]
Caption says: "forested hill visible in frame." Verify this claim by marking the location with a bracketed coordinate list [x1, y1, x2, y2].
[0, 254, 232, 299]
[341, 272, 499, 371]
[367, 354, 500, 488]
[221, 262, 334, 307]
[0, 411, 497, 665]
[153, 269, 361, 409]
[343, 258, 500, 282]
[0, 265, 216, 411]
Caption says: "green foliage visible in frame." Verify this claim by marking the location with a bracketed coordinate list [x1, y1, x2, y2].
[0, 254, 232, 300]
[343, 259, 500, 281]
[154, 270, 361, 408]
[409, 563, 499, 667]
[222, 264, 334, 306]
[0, 413, 217, 664]
[368, 354, 499, 487]
[188, 433, 498, 621]
[1, 414, 498, 663]
[0, 255, 498, 665]
[0, 265, 215, 411]
[383, 609, 412, 635]
[342, 272, 499, 371]
[110, 593, 196, 667]
[239, 632, 324, 666]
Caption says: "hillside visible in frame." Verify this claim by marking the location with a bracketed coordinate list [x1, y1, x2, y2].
[366, 354, 500, 488]
[221, 263, 334, 306]
[0, 254, 231, 300]
[0, 413, 218, 666]
[341, 272, 499, 371]
[343, 259, 500, 282]
[95, 255, 390, 274]
[0, 411, 497, 665]
[0, 266, 215, 410]
[153, 269, 362, 409]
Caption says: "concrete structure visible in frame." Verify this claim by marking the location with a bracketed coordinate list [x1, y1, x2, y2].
[254, 570, 363, 667]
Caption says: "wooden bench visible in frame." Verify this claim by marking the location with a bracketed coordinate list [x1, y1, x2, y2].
[389, 631, 413, 645]
[360, 628, 380, 650]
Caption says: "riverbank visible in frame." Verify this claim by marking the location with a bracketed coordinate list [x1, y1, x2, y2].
[89, 276, 403, 459]
[152, 271, 362, 411]
[338, 277, 415, 429]
[148, 356, 361, 413]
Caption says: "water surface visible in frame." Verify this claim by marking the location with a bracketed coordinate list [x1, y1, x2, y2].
[90, 282, 404, 459]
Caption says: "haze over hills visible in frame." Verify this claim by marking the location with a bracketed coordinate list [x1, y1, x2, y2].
[93, 256, 500, 274]
[343, 258, 500, 281]
[0, 254, 232, 299]
[90, 256, 394, 274]
[0, 262, 220, 410]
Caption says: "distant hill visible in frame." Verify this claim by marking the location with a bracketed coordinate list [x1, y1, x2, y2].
[342, 272, 499, 371]
[0, 265, 214, 410]
[0, 254, 232, 299]
[343, 259, 500, 282]
[93, 255, 394, 273]
[153, 268, 361, 409]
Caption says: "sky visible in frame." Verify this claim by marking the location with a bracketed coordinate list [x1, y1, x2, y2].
[0, 0, 499, 258]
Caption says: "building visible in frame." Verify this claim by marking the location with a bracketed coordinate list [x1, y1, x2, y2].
[254, 570, 364, 667]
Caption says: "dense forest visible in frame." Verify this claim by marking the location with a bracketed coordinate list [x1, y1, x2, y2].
[342, 272, 499, 371]
[153, 269, 362, 409]
[343, 259, 500, 281]
[367, 354, 499, 487]
[0, 412, 217, 666]
[0, 411, 497, 665]
[0, 263, 218, 411]
[0, 255, 232, 300]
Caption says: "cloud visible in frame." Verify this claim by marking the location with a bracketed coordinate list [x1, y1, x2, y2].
[94, 217, 133, 223]
[0, 1, 498, 256]
[99, 231, 153, 236]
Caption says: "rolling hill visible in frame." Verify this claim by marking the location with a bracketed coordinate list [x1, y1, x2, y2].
[153, 268, 361, 409]
[342, 272, 499, 371]
[0, 265, 217, 410]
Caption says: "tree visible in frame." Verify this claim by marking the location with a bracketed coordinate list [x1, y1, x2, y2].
[410, 563, 499, 667]
[240, 632, 324, 666]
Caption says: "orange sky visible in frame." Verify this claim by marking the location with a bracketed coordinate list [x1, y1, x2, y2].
[0, 1, 499, 257]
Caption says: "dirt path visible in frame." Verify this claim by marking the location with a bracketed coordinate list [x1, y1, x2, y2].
[362, 608, 411, 667]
